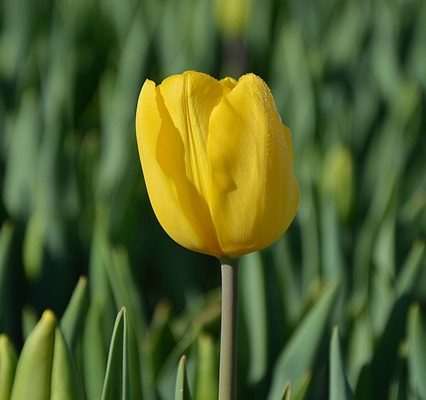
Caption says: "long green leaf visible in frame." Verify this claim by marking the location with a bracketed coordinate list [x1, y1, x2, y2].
[101, 308, 129, 400]
[51, 328, 84, 400]
[329, 327, 354, 400]
[175, 355, 192, 400]
[281, 383, 291, 400]
[61, 276, 89, 352]
[407, 304, 426, 399]
[396, 240, 425, 295]
[268, 283, 338, 400]
[83, 301, 108, 400]
[240, 252, 267, 384]
[0, 222, 14, 337]
[195, 333, 217, 400]
[10, 310, 56, 400]
[0, 334, 17, 400]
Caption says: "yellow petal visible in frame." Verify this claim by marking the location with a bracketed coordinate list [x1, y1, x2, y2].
[158, 71, 224, 195]
[136, 77, 222, 256]
[220, 76, 237, 93]
[207, 73, 300, 257]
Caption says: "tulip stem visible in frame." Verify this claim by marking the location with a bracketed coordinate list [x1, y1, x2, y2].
[219, 258, 239, 400]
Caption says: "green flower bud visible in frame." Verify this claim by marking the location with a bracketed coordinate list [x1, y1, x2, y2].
[321, 145, 354, 220]
[0, 334, 17, 400]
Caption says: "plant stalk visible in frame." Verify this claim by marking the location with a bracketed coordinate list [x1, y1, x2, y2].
[219, 258, 239, 400]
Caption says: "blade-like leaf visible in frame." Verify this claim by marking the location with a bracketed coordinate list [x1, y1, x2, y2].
[61, 276, 89, 352]
[367, 294, 411, 399]
[157, 294, 220, 400]
[195, 333, 217, 400]
[104, 247, 146, 335]
[268, 283, 338, 400]
[281, 383, 292, 400]
[294, 374, 311, 400]
[50, 328, 84, 400]
[396, 240, 425, 295]
[407, 304, 426, 399]
[83, 301, 108, 400]
[10, 310, 56, 400]
[0, 334, 17, 400]
[240, 252, 267, 384]
[175, 355, 192, 400]
[101, 307, 128, 400]
[329, 327, 354, 400]
[0, 222, 15, 337]
[104, 246, 144, 400]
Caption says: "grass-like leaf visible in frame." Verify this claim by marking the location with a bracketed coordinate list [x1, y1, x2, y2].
[329, 327, 354, 400]
[101, 307, 129, 400]
[408, 304, 426, 399]
[175, 355, 192, 400]
[268, 283, 338, 400]
[0, 334, 17, 400]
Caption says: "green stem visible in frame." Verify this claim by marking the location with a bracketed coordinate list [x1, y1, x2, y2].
[219, 258, 239, 400]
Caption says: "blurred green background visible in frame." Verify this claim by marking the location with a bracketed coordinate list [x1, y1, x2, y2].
[0, 0, 425, 399]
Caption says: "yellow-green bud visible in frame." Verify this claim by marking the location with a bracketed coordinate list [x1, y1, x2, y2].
[321, 144, 354, 220]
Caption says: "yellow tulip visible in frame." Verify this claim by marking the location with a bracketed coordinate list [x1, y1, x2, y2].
[135, 71, 299, 258]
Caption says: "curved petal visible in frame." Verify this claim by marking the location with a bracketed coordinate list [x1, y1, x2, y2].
[220, 76, 237, 93]
[136, 79, 221, 255]
[158, 71, 224, 196]
[207, 74, 300, 257]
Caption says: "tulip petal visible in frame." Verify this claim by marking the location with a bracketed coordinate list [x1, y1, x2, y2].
[158, 71, 223, 195]
[220, 77, 237, 93]
[208, 74, 300, 257]
[136, 78, 222, 255]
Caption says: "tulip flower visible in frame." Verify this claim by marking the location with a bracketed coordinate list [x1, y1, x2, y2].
[136, 70, 299, 400]
[135, 71, 299, 259]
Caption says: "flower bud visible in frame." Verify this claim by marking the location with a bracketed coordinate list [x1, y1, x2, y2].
[321, 144, 354, 220]
[136, 71, 299, 258]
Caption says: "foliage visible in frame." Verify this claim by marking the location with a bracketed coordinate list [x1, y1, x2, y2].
[0, 0, 425, 398]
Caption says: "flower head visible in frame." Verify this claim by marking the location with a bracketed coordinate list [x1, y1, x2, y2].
[136, 71, 299, 258]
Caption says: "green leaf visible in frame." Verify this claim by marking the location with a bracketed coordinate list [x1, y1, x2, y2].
[370, 268, 394, 337]
[61, 276, 89, 352]
[407, 304, 426, 399]
[329, 327, 354, 400]
[347, 313, 373, 389]
[0, 222, 15, 336]
[396, 240, 425, 295]
[83, 301, 108, 400]
[271, 237, 301, 343]
[2, 91, 40, 219]
[141, 301, 174, 399]
[268, 283, 338, 400]
[10, 310, 56, 400]
[320, 198, 343, 283]
[0, 0, 31, 78]
[297, 163, 321, 296]
[281, 383, 292, 400]
[21, 307, 38, 341]
[101, 308, 129, 400]
[89, 211, 116, 311]
[294, 374, 310, 400]
[103, 245, 144, 400]
[157, 328, 199, 400]
[50, 328, 84, 400]
[367, 294, 411, 399]
[157, 294, 220, 400]
[104, 247, 146, 335]
[0, 334, 17, 400]
[194, 333, 217, 400]
[175, 355, 192, 400]
[240, 252, 267, 384]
